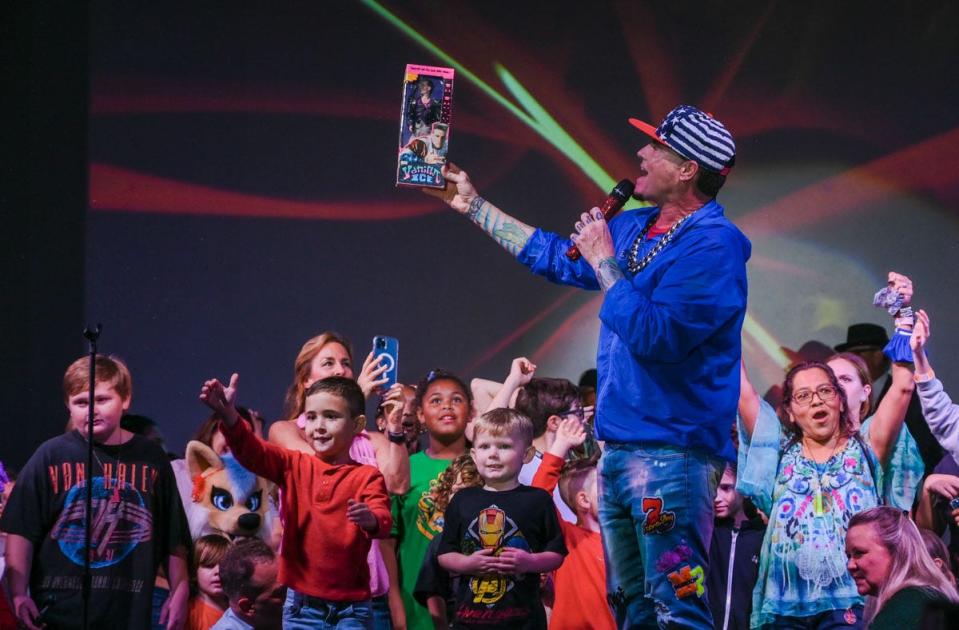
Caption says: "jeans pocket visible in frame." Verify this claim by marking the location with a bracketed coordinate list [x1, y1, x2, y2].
[283, 589, 304, 619]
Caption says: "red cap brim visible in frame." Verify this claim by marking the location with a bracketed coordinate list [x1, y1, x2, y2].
[628, 117, 665, 144]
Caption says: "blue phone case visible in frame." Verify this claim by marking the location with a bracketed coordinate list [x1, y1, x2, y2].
[372, 336, 399, 390]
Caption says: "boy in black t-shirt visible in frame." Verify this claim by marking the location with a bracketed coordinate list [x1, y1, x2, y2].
[438, 408, 566, 629]
[0, 355, 191, 630]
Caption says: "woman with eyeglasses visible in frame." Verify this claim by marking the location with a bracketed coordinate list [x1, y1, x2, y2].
[737, 361, 891, 628]
[734, 273, 918, 627]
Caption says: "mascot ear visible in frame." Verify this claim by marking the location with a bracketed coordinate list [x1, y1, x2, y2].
[187, 441, 222, 477]
[187, 441, 223, 503]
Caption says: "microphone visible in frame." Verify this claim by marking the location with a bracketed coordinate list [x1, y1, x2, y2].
[566, 179, 635, 261]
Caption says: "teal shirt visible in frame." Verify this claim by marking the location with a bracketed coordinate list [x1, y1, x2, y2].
[391, 451, 456, 630]
[860, 415, 924, 511]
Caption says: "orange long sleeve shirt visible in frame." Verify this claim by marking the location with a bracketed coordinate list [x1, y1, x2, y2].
[532, 452, 616, 630]
[221, 420, 392, 601]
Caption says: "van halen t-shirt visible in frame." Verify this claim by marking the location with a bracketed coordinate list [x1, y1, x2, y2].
[0, 430, 189, 629]
[437, 485, 566, 629]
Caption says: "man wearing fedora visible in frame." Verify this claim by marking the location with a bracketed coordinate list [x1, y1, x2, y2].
[429, 105, 749, 627]
[836, 323, 943, 472]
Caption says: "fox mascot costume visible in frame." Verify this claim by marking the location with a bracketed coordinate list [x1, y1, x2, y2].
[180, 440, 278, 541]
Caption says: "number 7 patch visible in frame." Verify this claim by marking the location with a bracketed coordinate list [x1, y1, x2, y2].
[642, 497, 676, 534]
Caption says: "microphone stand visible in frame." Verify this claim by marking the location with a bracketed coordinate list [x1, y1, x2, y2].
[81, 324, 101, 630]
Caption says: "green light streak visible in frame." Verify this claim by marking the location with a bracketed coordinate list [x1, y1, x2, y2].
[743, 313, 791, 368]
[494, 65, 614, 192]
[361, 0, 616, 191]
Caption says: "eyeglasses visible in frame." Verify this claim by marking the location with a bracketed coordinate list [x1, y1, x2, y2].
[791, 385, 839, 407]
[557, 405, 594, 421]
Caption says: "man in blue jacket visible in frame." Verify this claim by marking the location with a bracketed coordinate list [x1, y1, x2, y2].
[430, 104, 749, 627]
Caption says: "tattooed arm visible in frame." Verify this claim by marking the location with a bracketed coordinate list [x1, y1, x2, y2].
[464, 196, 535, 256]
[424, 163, 535, 257]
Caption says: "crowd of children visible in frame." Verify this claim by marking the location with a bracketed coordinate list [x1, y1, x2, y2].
[3, 301, 959, 630]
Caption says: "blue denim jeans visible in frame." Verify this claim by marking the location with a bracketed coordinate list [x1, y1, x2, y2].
[370, 594, 392, 629]
[598, 442, 723, 629]
[282, 589, 373, 629]
[765, 605, 864, 629]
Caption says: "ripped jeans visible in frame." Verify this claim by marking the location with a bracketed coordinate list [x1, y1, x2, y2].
[599, 442, 723, 629]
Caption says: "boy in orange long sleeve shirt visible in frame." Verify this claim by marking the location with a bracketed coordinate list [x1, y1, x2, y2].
[200, 374, 391, 628]
[531, 418, 615, 630]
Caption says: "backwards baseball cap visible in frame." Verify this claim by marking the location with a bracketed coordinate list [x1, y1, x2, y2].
[629, 104, 736, 175]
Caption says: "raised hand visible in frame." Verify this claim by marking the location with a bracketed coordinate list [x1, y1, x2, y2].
[549, 417, 587, 458]
[346, 499, 379, 533]
[380, 383, 407, 434]
[506, 357, 537, 388]
[422, 162, 478, 214]
[358, 351, 390, 398]
[887, 271, 914, 306]
[910, 309, 930, 354]
[199, 373, 240, 426]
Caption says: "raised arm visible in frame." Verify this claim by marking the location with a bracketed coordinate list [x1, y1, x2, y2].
[911, 310, 959, 461]
[866, 272, 917, 465]
[424, 163, 535, 257]
[738, 359, 761, 441]
[485, 357, 536, 413]
[368, 384, 412, 495]
[866, 360, 915, 466]
[199, 374, 291, 483]
[533, 418, 586, 495]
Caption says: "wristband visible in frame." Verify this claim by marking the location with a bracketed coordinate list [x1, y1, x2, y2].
[387, 431, 406, 444]
[914, 369, 936, 384]
[883, 328, 913, 363]
[894, 306, 915, 329]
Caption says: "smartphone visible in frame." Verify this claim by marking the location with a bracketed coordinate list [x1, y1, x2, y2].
[372, 336, 399, 390]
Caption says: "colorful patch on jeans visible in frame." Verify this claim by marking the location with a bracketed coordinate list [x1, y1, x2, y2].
[654, 541, 692, 573]
[666, 564, 704, 599]
[641, 496, 676, 534]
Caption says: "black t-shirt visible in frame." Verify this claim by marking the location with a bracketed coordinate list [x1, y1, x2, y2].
[0, 430, 190, 629]
[437, 485, 566, 629]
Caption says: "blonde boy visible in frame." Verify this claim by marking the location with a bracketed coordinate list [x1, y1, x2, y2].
[437, 408, 566, 628]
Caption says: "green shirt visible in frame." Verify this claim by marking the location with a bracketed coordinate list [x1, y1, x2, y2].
[870, 586, 951, 629]
[392, 451, 455, 630]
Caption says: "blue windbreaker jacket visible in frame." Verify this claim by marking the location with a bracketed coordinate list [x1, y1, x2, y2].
[517, 200, 750, 460]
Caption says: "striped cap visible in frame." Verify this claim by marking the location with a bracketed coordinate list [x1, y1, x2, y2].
[629, 105, 736, 175]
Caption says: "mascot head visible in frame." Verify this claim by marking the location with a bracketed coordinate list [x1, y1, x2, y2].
[186, 440, 276, 540]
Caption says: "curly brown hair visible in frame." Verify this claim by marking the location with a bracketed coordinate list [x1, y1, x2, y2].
[430, 454, 481, 514]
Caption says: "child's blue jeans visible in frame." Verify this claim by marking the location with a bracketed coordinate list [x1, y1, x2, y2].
[599, 442, 723, 628]
[282, 589, 373, 629]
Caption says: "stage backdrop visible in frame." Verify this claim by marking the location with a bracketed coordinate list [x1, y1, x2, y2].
[20, 1, 959, 462]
